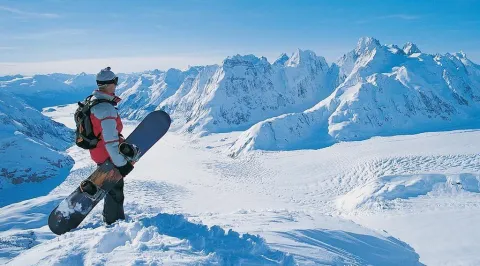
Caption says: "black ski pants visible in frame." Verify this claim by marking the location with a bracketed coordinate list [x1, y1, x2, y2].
[103, 178, 125, 225]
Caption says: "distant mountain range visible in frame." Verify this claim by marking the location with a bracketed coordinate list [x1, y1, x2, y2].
[229, 38, 480, 155]
[1, 37, 479, 156]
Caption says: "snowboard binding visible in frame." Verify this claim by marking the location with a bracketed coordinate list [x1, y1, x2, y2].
[80, 180, 98, 196]
[119, 142, 141, 162]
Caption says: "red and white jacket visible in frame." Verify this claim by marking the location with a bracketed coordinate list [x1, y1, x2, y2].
[89, 90, 127, 167]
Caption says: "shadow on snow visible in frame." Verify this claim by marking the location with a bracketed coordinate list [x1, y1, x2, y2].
[139, 213, 296, 265]
[277, 229, 423, 265]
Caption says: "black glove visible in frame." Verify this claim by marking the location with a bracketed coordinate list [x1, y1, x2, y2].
[119, 142, 140, 162]
[117, 161, 134, 177]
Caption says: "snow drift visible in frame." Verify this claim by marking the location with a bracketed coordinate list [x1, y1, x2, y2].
[337, 173, 480, 211]
[3, 206, 295, 265]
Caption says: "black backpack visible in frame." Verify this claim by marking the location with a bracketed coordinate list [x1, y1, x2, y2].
[74, 95, 114, 149]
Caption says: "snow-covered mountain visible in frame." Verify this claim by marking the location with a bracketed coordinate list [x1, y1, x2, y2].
[0, 74, 94, 109]
[403, 42, 422, 55]
[229, 37, 480, 156]
[64, 72, 96, 90]
[0, 75, 74, 108]
[48, 73, 76, 82]
[0, 75, 24, 82]
[2, 37, 479, 156]
[118, 68, 202, 120]
[159, 65, 219, 126]
[0, 92, 74, 206]
[156, 51, 335, 135]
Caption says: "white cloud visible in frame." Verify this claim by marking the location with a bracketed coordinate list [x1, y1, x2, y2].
[0, 55, 226, 75]
[10, 29, 87, 40]
[356, 14, 421, 24]
[0, 46, 18, 50]
[0, 42, 354, 76]
[0, 5, 60, 19]
[0, 47, 350, 76]
[380, 14, 420, 20]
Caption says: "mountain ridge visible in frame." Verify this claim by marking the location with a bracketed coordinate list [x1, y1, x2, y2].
[228, 38, 480, 156]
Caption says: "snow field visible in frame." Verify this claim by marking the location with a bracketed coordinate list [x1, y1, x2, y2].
[1, 115, 432, 265]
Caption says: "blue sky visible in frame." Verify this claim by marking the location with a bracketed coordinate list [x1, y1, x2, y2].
[0, 0, 479, 74]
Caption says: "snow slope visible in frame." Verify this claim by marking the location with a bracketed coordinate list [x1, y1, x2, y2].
[0, 108, 425, 265]
[230, 37, 480, 155]
[226, 129, 480, 265]
[4, 104, 480, 265]
[0, 93, 74, 206]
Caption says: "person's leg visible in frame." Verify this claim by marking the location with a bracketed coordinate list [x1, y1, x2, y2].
[103, 179, 125, 225]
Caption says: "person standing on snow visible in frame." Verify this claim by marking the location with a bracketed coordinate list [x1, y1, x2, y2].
[85, 67, 134, 225]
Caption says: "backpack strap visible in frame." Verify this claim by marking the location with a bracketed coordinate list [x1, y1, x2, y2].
[90, 99, 115, 108]
[80, 96, 115, 142]
[84, 95, 116, 108]
[78, 95, 93, 108]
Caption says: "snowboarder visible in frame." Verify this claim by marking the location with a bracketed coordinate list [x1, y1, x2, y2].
[86, 67, 134, 225]
[49, 68, 170, 235]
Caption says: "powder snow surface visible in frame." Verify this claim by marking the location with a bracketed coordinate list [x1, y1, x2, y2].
[1, 107, 479, 265]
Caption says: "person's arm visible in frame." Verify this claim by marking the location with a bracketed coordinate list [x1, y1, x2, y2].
[95, 103, 133, 176]
[100, 118, 128, 167]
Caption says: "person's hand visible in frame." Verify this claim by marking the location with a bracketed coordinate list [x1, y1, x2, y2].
[119, 142, 140, 162]
[116, 161, 134, 177]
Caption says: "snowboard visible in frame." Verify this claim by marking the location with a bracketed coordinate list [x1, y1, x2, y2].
[48, 110, 171, 235]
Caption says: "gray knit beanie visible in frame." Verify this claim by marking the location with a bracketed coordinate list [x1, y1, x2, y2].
[96, 67, 117, 85]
